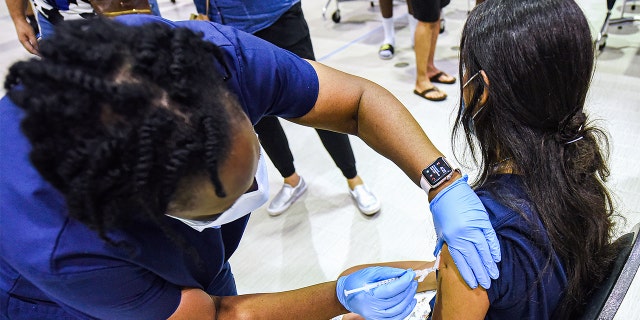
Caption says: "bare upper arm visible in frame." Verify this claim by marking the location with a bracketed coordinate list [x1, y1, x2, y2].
[432, 244, 490, 320]
[168, 288, 217, 320]
[286, 60, 371, 135]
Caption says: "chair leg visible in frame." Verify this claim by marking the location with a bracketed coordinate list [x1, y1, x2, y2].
[596, 10, 613, 51]
[332, 0, 341, 23]
[322, 0, 333, 20]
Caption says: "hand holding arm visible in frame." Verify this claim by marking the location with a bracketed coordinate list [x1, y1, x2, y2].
[429, 175, 501, 289]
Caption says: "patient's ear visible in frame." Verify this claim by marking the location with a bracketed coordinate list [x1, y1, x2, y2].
[479, 70, 490, 106]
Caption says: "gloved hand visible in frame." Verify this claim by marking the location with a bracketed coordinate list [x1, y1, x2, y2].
[336, 267, 417, 320]
[429, 175, 501, 289]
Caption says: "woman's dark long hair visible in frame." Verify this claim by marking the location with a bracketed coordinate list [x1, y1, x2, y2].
[4, 18, 237, 244]
[453, 0, 619, 317]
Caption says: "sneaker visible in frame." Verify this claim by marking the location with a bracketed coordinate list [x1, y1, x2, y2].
[267, 177, 308, 216]
[349, 184, 381, 216]
[378, 43, 395, 60]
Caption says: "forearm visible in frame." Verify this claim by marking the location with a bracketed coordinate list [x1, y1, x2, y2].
[7, 0, 39, 55]
[217, 282, 346, 319]
[170, 283, 346, 319]
[353, 83, 464, 196]
[355, 81, 442, 185]
[297, 61, 443, 186]
[7, 0, 27, 22]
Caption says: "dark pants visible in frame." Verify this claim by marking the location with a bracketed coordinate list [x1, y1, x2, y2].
[410, 0, 450, 22]
[252, 2, 357, 179]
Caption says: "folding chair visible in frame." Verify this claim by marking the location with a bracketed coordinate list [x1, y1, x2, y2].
[580, 222, 640, 320]
[595, 0, 639, 51]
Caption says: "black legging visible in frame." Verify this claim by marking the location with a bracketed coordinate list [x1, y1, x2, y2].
[252, 2, 358, 179]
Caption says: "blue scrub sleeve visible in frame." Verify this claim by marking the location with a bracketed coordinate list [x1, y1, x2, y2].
[173, 18, 320, 122]
[32, 266, 181, 320]
[114, 15, 320, 125]
[233, 39, 319, 120]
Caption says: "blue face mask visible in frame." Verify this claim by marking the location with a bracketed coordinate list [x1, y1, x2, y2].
[461, 71, 485, 134]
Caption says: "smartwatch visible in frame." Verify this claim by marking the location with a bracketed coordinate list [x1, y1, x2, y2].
[420, 157, 459, 191]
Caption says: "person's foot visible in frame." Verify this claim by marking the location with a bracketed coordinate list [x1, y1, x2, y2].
[378, 43, 395, 60]
[349, 184, 381, 216]
[267, 177, 308, 216]
[428, 71, 456, 84]
[413, 86, 447, 101]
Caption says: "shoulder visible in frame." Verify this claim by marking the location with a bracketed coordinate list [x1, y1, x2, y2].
[475, 175, 567, 316]
[474, 175, 533, 228]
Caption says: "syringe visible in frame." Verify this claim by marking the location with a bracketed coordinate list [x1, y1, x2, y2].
[343, 254, 442, 297]
[344, 277, 398, 296]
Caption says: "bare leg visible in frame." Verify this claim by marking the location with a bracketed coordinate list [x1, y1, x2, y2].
[379, 0, 393, 18]
[283, 172, 301, 187]
[425, 18, 454, 83]
[414, 20, 446, 100]
[378, 0, 395, 59]
[347, 175, 363, 190]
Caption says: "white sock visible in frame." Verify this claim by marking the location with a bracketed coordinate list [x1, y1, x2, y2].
[408, 15, 418, 46]
[382, 17, 395, 46]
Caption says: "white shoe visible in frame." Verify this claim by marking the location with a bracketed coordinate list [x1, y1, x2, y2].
[267, 177, 308, 216]
[349, 184, 381, 216]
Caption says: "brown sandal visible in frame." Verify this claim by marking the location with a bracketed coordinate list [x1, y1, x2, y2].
[413, 87, 447, 101]
[429, 71, 457, 85]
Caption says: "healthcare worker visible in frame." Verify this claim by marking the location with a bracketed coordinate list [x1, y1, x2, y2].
[0, 15, 500, 319]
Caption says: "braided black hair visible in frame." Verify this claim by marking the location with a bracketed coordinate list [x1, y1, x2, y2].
[4, 17, 237, 243]
[455, 0, 620, 317]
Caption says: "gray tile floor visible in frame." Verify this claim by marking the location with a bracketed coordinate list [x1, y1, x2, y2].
[1, 0, 638, 318]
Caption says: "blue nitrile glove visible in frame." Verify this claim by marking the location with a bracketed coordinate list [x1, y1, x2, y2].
[336, 267, 418, 320]
[429, 175, 501, 289]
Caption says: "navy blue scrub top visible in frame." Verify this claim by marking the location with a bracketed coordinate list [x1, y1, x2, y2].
[0, 15, 319, 319]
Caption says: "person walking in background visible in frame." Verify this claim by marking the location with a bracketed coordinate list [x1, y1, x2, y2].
[191, 0, 381, 216]
[377, 0, 418, 60]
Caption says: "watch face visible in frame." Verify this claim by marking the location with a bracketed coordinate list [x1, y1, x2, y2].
[422, 157, 453, 186]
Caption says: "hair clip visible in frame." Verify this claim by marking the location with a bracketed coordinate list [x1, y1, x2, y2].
[565, 136, 584, 145]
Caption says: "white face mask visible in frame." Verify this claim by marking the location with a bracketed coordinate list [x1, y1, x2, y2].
[167, 151, 269, 231]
